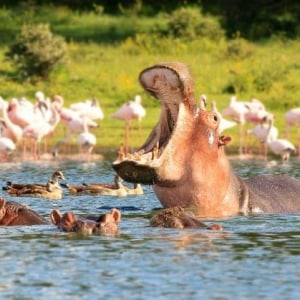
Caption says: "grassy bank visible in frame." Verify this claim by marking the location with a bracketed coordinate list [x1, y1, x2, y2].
[0, 5, 300, 154]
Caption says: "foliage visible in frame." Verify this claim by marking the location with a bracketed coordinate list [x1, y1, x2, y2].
[1, 1, 300, 39]
[0, 6, 299, 151]
[118, 0, 143, 16]
[166, 6, 224, 40]
[5, 23, 68, 81]
[225, 34, 254, 59]
[201, 0, 300, 40]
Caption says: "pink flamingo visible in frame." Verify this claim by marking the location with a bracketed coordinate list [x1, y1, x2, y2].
[33, 91, 53, 123]
[111, 95, 146, 154]
[7, 98, 34, 128]
[285, 107, 300, 156]
[0, 120, 16, 161]
[51, 95, 81, 127]
[52, 97, 99, 156]
[222, 96, 269, 154]
[0, 97, 23, 146]
[22, 103, 60, 159]
[247, 114, 278, 156]
[76, 117, 97, 161]
[265, 117, 296, 163]
[285, 107, 300, 136]
[70, 98, 104, 121]
[7, 96, 49, 128]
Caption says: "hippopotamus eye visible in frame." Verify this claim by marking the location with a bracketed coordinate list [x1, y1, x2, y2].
[209, 113, 219, 124]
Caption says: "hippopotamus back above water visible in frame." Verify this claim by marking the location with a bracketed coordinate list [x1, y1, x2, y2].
[112, 62, 300, 218]
[0, 197, 47, 226]
[150, 207, 222, 230]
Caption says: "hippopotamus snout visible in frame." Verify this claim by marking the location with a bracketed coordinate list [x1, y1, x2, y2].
[50, 208, 121, 236]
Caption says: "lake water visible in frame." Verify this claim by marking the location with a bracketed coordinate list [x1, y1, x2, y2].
[1, 155, 300, 300]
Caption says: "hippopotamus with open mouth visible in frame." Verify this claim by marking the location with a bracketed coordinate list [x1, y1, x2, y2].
[112, 62, 300, 218]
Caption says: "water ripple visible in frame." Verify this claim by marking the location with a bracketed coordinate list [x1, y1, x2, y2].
[1, 158, 300, 299]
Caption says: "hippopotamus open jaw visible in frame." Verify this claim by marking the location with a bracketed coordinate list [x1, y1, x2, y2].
[113, 62, 242, 217]
[113, 62, 300, 218]
[113, 62, 230, 183]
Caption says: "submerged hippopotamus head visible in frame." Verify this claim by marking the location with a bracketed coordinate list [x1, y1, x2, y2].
[50, 208, 121, 236]
[113, 62, 241, 218]
[0, 197, 47, 226]
[150, 207, 222, 230]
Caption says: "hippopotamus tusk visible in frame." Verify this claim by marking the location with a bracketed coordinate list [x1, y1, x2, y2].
[112, 62, 300, 218]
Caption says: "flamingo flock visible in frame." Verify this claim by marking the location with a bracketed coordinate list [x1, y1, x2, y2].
[221, 95, 299, 162]
[0, 92, 147, 161]
[0, 91, 104, 160]
[221, 96, 273, 154]
[198, 94, 298, 163]
[0, 90, 299, 164]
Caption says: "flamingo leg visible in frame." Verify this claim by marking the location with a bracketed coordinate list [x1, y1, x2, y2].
[43, 135, 48, 153]
[284, 125, 290, 138]
[262, 142, 268, 159]
[124, 121, 130, 155]
[32, 139, 38, 160]
[238, 123, 244, 155]
[22, 139, 27, 159]
[128, 120, 133, 153]
[138, 119, 142, 140]
[297, 128, 300, 158]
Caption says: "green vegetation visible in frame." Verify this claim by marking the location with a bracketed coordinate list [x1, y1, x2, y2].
[6, 23, 68, 80]
[0, 4, 299, 155]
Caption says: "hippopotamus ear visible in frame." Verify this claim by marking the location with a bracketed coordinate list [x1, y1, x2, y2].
[60, 212, 77, 231]
[50, 209, 62, 225]
[110, 208, 121, 224]
[0, 198, 6, 219]
[218, 135, 232, 147]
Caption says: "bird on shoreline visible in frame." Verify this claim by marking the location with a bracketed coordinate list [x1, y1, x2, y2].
[264, 117, 296, 163]
[111, 95, 146, 154]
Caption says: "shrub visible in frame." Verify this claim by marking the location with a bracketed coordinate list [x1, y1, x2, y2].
[224, 73, 252, 94]
[253, 62, 287, 92]
[167, 7, 224, 40]
[121, 33, 186, 55]
[6, 23, 68, 80]
[225, 33, 254, 59]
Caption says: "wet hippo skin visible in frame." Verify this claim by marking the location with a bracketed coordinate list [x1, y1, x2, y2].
[50, 208, 121, 236]
[0, 197, 47, 226]
[150, 207, 222, 230]
[113, 62, 300, 218]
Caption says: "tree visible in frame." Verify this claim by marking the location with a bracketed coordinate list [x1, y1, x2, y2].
[6, 23, 68, 80]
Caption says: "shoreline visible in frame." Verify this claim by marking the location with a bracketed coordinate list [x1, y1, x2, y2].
[1, 145, 299, 164]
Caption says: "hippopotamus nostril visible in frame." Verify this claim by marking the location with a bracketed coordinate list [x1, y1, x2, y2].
[211, 111, 220, 122]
